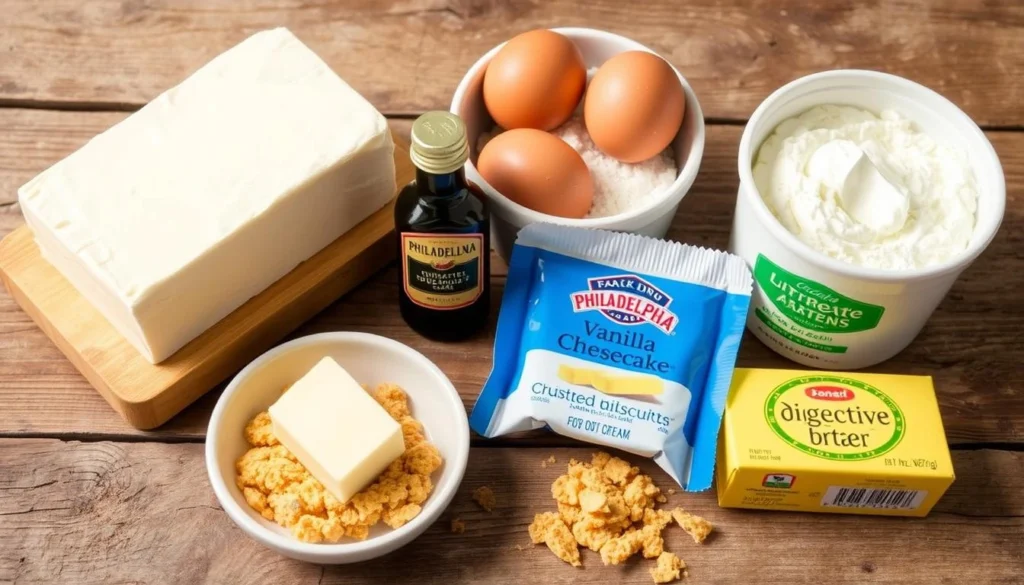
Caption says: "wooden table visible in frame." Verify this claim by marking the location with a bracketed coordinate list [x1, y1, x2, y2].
[1, 2, 1022, 583]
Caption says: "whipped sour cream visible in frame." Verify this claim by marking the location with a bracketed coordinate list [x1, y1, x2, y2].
[753, 105, 978, 270]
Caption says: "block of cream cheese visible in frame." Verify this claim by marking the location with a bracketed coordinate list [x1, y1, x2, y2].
[268, 357, 405, 504]
[17, 28, 396, 363]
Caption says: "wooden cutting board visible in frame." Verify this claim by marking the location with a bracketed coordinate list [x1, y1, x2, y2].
[0, 133, 414, 430]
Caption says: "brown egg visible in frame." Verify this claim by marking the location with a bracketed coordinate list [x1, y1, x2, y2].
[584, 51, 686, 163]
[478, 129, 594, 218]
[483, 30, 587, 131]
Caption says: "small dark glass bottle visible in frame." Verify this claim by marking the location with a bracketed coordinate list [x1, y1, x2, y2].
[395, 112, 490, 341]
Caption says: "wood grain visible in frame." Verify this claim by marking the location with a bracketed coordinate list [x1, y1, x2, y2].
[1, 1, 1022, 126]
[0, 109, 1021, 443]
[0, 439, 1020, 585]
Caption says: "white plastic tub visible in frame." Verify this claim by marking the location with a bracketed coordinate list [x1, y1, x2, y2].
[730, 70, 1005, 369]
[450, 27, 705, 262]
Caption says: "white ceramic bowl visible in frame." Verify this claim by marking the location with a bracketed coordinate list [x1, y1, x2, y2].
[729, 70, 1005, 369]
[450, 27, 706, 262]
[205, 332, 470, 563]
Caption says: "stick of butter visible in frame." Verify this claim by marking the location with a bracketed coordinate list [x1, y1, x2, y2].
[269, 357, 405, 504]
[557, 364, 664, 395]
[717, 368, 955, 517]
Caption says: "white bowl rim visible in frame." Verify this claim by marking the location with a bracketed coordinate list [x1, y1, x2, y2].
[449, 26, 707, 227]
[736, 69, 1006, 282]
[205, 331, 470, 560]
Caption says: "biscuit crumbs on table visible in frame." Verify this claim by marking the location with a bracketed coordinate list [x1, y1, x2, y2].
[473, 486, 497, 512]
[651, 552, 687, 584]
[527, 452, 714, 583]
[450, 518, 466, 534]
[529, 511, 582, 567]
[672, 508, 713, 544]
[234, 383, 443, 543]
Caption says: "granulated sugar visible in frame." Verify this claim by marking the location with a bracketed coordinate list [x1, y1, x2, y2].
[552, 117, 677, 218]
[477, 117, 677, 219]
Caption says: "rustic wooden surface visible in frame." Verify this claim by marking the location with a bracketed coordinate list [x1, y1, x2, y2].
[0, 1, 1022, 583]
[1, 0, 1022, 127]
[0, 442, 1022, 585]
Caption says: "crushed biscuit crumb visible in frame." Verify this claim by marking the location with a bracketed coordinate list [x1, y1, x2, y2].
[599, 528, 643, 565]
[529, 451, 716, 577]
[235, 384, 442, 543]
[529, 512, 581, 567]
[450, 518, 465, 534]
[473, 486, 497, 512]
[671, 508, 713, 544]
[640, 523, 665, 559]
[243, 412, 279, 447]
[643, 508, 673, 529]
[578, 489, 609, 514]
[650, 552, 686, 583]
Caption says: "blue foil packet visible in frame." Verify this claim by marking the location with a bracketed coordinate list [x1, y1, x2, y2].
[470, 224, 752, 491]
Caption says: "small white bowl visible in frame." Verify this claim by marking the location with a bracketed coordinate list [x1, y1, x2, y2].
[205, 332, 470, 563]
[450, 27, 706, 261]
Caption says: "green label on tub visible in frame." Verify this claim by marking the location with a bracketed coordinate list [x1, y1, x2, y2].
[754, 255, 884, 334]
[755, 309, 848, 353]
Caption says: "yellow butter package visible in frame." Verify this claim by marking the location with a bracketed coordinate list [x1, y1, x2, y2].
[717, 368, 955, 517]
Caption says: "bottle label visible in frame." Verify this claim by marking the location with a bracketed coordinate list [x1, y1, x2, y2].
[401, 233, 485, 310]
